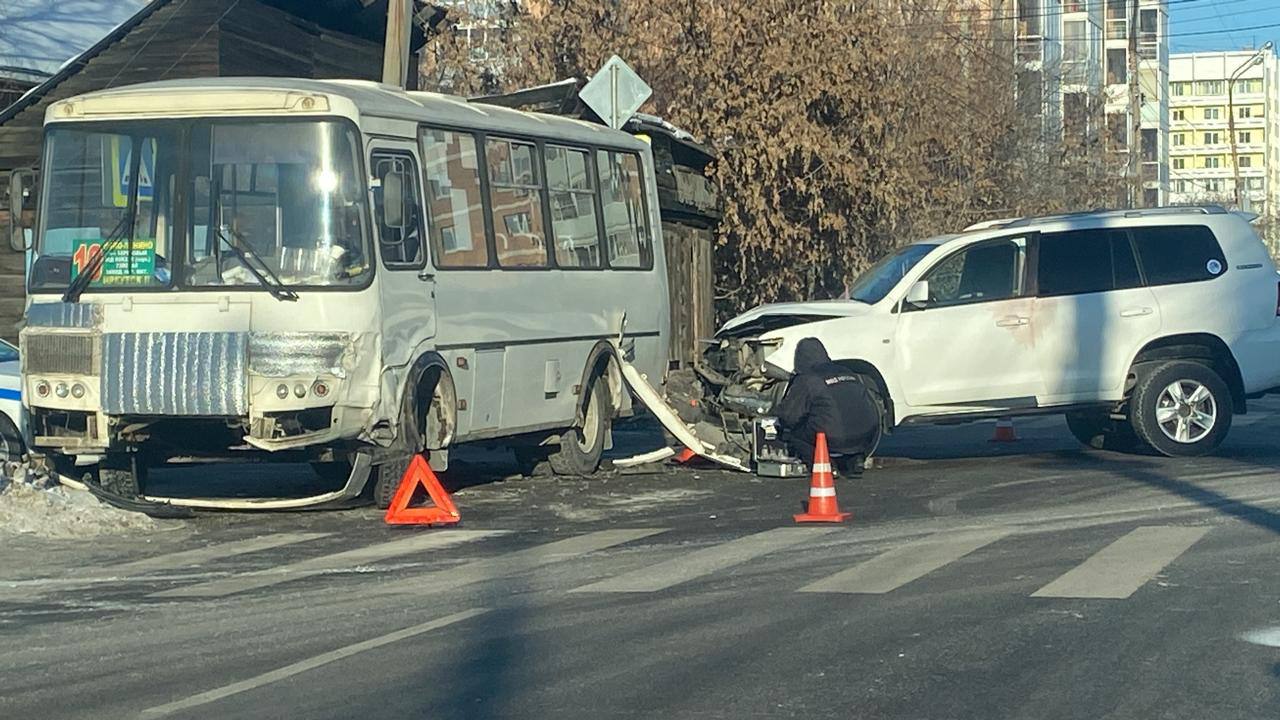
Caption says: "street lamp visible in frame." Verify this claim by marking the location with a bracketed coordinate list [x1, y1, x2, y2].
[1228, 41, 1273, 209]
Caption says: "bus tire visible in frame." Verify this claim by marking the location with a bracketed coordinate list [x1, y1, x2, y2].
[372, 455, 412, 509]
[548, 377, 609, 476]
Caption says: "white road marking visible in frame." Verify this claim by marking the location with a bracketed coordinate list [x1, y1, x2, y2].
[106, 533, 331, 574]
[1031, 525, 1209, 599]
[374, 528, 668, 596]
[1240, 626, 1280, 648]
[569, 527, 837, 594]
[150, 531, 502, 599]
[797, 529, 1012, 594]
[139, 608, 488, 718]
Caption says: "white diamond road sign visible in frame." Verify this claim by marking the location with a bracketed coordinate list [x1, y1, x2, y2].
[579, 55, 652, 131]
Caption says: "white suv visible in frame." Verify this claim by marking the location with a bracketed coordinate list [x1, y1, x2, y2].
[703, 207, 1280, 457]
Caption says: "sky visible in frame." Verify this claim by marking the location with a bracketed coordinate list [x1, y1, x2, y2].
[1168, 0, 1280, 53]
[0, 1, 148, 82]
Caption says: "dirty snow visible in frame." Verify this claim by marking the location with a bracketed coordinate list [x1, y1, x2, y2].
[0, 462, 157, 538]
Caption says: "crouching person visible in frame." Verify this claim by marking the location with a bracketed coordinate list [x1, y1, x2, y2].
[774, 337, 881, 474]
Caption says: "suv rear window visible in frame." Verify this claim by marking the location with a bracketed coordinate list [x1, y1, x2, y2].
[1038, 229, 1141, 296]
[1131, 225, 1227, 286]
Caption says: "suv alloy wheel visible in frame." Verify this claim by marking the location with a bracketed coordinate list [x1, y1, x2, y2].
[1130, 360, 1232, 457]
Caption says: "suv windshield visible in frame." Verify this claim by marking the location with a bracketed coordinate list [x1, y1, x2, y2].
[847, 243, 938, 304]
[31, 119, 370, 293]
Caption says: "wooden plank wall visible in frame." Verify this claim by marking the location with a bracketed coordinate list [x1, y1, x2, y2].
[662, 221, 715, 370]
[220, 2, 382, 80]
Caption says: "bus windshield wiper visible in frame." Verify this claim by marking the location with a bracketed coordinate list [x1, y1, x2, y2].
[62, 213, 132, 303]
[214, 227, 299, 302]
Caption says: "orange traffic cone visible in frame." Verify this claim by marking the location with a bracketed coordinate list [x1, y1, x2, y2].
[990, 417, 1018, 443]
[673, 447, 698, 464]
[384, 454, 461, 526]
[794, 433, 851, 523]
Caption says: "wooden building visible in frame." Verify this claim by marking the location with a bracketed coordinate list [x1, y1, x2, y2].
[0, 0, 437, 340]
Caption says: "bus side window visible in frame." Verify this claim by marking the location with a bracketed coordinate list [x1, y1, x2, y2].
[597, 150, 652, 269]
[420, 128, 491, 268]
[485, 137, 548, 268]
[371, 152, 425, 269]
[546, 144, 600, 268]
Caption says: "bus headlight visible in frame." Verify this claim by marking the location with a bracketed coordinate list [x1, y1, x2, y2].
[54, 382, 69, 398]
[312, 381, 330, 398]
[71, 383, 86, 399]
[276, 383, 289, 399]
[293, 383, 307, 398]
[35, 380, 50, 398]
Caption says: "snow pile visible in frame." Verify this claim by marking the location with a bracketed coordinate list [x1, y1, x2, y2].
[0, 462, 157, 537]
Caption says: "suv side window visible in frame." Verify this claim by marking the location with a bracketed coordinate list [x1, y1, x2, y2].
[1038, 229, 1141, 296]
[1131, 225, 1227, 286]
[922, 236, 1027, 307]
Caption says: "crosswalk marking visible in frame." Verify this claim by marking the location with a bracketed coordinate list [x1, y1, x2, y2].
[569, 527, 837, 594]
[797, 529, 1012, 594]
[374, 528, 668, 596]
[1031, 525, 1209, 599]
[105, 533, 331, 574]
[139, 608, 489, 718]
[149, 531, 502, 599]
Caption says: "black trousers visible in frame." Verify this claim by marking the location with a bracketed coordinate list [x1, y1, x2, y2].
[786, 435, 865, 475]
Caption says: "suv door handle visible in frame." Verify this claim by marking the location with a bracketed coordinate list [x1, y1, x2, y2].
[995, 316, 1029, 327]
[1119, 307, 1153, 318]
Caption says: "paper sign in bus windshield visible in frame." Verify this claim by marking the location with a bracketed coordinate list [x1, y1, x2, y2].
[71, 238, 156, 285]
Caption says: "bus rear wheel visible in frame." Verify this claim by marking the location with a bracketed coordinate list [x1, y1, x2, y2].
[548, 378, 609, 476]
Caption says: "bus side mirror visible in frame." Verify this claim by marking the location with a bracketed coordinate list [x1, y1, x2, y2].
[8, 168, 33, 252]
[904, 279, 929, 309]
[382, 169, 405, 229]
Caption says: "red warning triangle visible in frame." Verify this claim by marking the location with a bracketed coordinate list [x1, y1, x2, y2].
[384, 455, 461, 526]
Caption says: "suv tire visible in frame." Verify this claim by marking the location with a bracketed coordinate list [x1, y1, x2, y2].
[1065, 411, 1149, 453]
[548, 377, 609, 476]
[1131, 360, 1232, 457]
[853, 374, 887, 458]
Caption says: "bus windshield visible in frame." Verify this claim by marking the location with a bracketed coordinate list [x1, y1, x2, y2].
[32, 119, 370, 293]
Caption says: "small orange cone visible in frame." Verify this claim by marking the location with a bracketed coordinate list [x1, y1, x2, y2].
[673, 447, 698, 464]
[794, 433, 851, 523]
[384, 454, 461, 526]
[990, 417, 1018, 443]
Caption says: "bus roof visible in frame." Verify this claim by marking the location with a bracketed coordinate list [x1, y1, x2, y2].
[44, 77, 650, 151]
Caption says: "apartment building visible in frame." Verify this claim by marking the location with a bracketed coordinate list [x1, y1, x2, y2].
[1099, 0, 1170, 207]
[1015, 1, 1168, 206]
[1167, 49, 1279, 234]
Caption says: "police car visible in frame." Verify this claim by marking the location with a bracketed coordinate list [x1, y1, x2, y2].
[0, 338, 23, 460]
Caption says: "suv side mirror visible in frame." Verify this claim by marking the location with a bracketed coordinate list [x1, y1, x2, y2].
[8, 168, 33, 252]
[904, 279, 930, 309]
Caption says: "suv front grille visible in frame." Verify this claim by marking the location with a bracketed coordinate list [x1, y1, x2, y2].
[23, 334, 98, 376]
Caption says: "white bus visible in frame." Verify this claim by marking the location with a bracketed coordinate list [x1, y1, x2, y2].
[20, 78, 670, 509]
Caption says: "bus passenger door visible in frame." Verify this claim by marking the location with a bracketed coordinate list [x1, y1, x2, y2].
[370, 145, 435, 375]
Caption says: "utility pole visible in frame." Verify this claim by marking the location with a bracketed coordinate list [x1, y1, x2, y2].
[382, 0, 413, 89]
[1227, 43, 1273, 210]
[1126, 0, 1142, 208]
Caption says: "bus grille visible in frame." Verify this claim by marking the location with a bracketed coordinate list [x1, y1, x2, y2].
[102, 332, 248, 416]
[22, 334, 98, 376]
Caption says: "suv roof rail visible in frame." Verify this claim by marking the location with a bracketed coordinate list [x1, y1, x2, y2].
[1004, 204, 1230, 228]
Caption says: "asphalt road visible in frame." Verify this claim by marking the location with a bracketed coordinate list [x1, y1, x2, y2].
[4, 400, 1280, 719]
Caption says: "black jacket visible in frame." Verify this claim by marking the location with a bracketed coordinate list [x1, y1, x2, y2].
[774, 338, 881, 451]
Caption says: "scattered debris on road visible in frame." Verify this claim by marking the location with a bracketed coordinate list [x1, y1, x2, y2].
[0, 462, 157, 538]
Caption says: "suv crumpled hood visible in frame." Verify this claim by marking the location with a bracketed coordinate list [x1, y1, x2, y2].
[717, 300, 872, 338]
